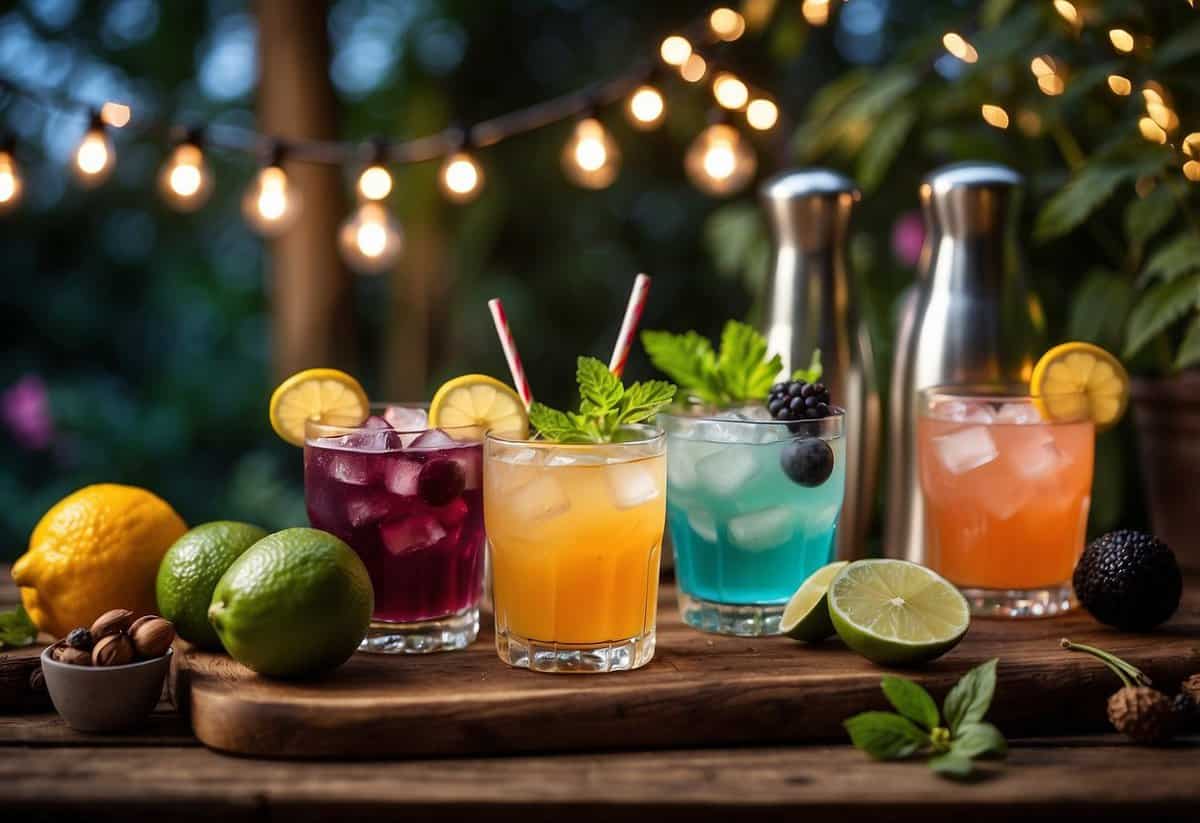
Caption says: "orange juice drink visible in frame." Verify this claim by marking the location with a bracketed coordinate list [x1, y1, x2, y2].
[484, 425, 666, 673]
[917, 388, 1094, 618]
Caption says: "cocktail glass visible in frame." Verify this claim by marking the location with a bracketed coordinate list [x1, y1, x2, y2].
[660, 407, 846, 636]
[484, 425, 666, 673]
[304, 405, 486, 652]
[917, 387, 1094, 618]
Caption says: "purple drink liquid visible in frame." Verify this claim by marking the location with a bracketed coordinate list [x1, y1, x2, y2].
[304, 422, 485, 624]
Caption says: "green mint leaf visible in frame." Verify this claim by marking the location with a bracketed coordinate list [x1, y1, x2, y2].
[641, 330, 721, 404]
[618, 380, 677, 426]
[880, 676, 940, 730]
[576, 357, 623, 414]
[844, 711, 929, 761]
[791, 349, 824, 384]
[952, 722, 1007, 759]
[943, 658, 998, 735]
[715, 321, 783, 402]
[929, 752, 975, 779]
[528, 403, 585, 442]
[0, 605, 38, 648]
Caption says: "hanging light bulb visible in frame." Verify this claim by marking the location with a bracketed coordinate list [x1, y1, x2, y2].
[709, 8, 746, 41]
[801, 0, 831, 26]
[1109, 28, 1135, 53]
[561, 117, 620, 189]
[680, 52, 707, 83]
[242, 150, 303, 236]
[659, 35, 692, 67]
[157, 134, 213, 212]
[713, 73, 749, 110]
[745, 98, 779, 130]
[1107, 74, 1132, 96]
[439, 151, 484, 203]
[338, 202, 403, 274]
[73, 112, 114, 188]
[0, 140, 23, 214]
[685, 122, 756, 196]
[626, 85, 666, 130]
[357, 164, 392, 201]
[981, 104, 1010, 129]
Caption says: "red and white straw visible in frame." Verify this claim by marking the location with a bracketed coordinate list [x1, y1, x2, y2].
[608, 273, 651, 377]
[488, 297, 534, 409]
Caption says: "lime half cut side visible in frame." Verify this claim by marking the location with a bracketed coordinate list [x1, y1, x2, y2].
[780, 561, 848, 642]
[828, 559, 970, 666]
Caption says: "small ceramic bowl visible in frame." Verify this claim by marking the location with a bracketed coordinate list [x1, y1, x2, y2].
[40, 644, 172, 732]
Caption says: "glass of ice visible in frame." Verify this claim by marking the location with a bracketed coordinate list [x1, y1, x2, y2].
[917, 387, 1095, 618]
[304, 405, 486, 653]
[483, 425, 666, 673]
[660, 406, 846, 636]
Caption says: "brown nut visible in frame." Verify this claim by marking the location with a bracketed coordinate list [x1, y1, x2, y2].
[130, 618, 175, 659]
[53, 644, 93, 666]
[92, 633, 135, 667]
[90, 609, 135, 639]
[128, 614, 160, 636]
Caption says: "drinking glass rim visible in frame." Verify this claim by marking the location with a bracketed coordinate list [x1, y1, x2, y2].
[484, 422, 665, 450]
[304, 402, 481, 438]
[659, 403, 846, 425]
[919, 385, 1091, 425]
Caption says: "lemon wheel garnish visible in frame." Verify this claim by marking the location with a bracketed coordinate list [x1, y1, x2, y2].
[269, 368, 369, 446]
[429, 374, 528, 441]
[1030, 342, 1129, 431]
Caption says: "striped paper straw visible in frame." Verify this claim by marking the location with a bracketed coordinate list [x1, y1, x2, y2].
[608, 273, 652, 377]
[488, 297, 533, 409]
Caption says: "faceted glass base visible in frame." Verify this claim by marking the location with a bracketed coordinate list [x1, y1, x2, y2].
[496, 628, 656, 673]
[959, 582, 1076, 618]
[358, 606, 479, 653]
[677, 591, 784, 636]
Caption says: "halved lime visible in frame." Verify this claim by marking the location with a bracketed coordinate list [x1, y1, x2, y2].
[780, 561, 848, 642]
[828, 559, 970, 666]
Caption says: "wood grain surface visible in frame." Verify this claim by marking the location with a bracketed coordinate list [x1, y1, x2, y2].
[173, 583, 1200, 759]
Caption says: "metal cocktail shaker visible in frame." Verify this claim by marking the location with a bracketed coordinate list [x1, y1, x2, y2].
[885, 162, 1044, 563]
[759, 169, 881, 562]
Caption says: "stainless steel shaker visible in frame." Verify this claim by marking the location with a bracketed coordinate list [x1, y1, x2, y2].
[759, 169, 881, 562]
[885, 162, 1044, 563]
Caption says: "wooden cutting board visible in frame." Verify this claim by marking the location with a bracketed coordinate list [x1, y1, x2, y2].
[171, 582, 1199, 759]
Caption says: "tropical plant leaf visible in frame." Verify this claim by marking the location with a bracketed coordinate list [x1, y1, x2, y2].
[1124, 186, 1176, 262]
[1175, 315, 1200, 371]
[857, 104, 917, 192]
[1067, 269, 1134, 354]
[1123, 273, 1200, 359]
[1154, 21, 1200, 68]
[1139, 232, 1200, 285]
[1034, 165, 1131, 242]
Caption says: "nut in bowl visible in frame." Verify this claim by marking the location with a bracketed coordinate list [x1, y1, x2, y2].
[40, 613, 176, 733]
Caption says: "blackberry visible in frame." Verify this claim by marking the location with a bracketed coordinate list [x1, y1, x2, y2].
[767, 379, 834, 422]
[1073, 530, 1182, 631]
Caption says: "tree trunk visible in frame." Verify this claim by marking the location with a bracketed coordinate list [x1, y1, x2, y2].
[255, 0, 355, 379]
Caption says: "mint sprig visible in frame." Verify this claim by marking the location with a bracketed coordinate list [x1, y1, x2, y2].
[0, 605, 38, 649]
[527, 356, 676, 443]
[641, 320, 783, 406]
[792, 349, 823, 384]
[845, 659, 1006, 780]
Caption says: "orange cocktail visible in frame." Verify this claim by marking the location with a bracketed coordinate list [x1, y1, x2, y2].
[917, 388, 1094, 618]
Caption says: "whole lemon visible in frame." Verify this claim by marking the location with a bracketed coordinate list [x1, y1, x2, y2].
[11, 484, 188, 638]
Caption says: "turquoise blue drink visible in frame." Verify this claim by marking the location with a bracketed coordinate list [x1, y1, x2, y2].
[661, 407, 846, 636]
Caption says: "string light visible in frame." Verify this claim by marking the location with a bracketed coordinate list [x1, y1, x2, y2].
[1038, 74, 1066, 96]
[713, 73, 749, 110]
[157, 137, 213, 211]
[1053, 1, 1079, 25]
[745, 98, 779, 130]
[1184, 133, 1200, 159]
[709, 8, 746, 41]
[242, 154, 302, 236]
[942, 32, 978, 63]
[660, 35, 692, 67]
[1138, 117, 1167, 144]
[338, 202, 403, 274]
[626, 85, 666, 130]
[439, 151, 484, 203]
[0, 143, 22, 214]
[73, 112, 114, 188]
[357, 164, 393, 201]
[1107, 74, 1132, 96]
[981, 104, 1009, 129]
[680, 53, 708, 83]
[801, 0, 831, 26]
[562, 117, 620, 189]
[1109, 28, 1135, 53]
[685, 122, 756, 196]
[1184, 161, 1200, 182]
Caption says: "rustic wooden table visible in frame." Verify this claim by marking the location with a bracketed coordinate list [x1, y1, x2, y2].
[3, 565, 1197, 821]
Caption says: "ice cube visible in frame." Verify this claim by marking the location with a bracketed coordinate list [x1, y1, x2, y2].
[723, 405, 774, 421]
[363, 415, 393, 430]
[383, 406, 429, 432]
[346, 493, 394, 528]
[383, 456, 422, 495]
[696, 446, 760, 495]
[728, 506, 795, 551]
[995, 403, 1041, 425]
[508, 448, 541, 465]
[667, 440, 721, 490]
[962, 404, 995, 424]
[605, 463, 661, 510]
[686, 508, 719, 543]
[1012, 431, 1071, 479]
[379, 515, 447, 555]
[409, 428, 456, 450]
[933, 426, 998, 475]
[448, 445, 482, 490]
[931, 400, 969, 422]
[328, 452, 380, 485]
[507, 475, 571, 523]
[545, 452, 577, 467]
[338, 430, 397, 452]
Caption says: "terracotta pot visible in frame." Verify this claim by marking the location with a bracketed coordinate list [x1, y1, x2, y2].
[1131, 372, 1200, 573]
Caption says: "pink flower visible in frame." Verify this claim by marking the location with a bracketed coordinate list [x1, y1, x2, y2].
[891, 211, 926, 268]
[3, 375, 54, 451]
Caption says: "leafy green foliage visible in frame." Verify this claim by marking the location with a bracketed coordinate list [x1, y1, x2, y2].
[857, 104, 918, 192]
[1154, 21, 1200, 68]
[1034, 166, 1132, 242]
[1124, 273, 1200, 359]
[0, 605, 37, 649]
[1175, 316, 1200, 370]
[642, 321, 782, 406]
[845, 659, 1005, 780]
[1068, 270, 1133, 353]
[527, 357, 675, 443]
[791, 350, 824, 384]
[1140, 233, 1200, 285]
[1124, 186, 1176, 262]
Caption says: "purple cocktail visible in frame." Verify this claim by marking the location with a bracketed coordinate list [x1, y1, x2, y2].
[304, 406, 485, 653]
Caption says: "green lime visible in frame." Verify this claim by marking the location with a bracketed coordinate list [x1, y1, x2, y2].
[208, 528, 373, 679]
[780, 561, 848, 642]
[827, 559, 970, 666]
[156, 521, 269, 650]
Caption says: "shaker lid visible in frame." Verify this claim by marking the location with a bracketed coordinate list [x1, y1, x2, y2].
[760, 168, 860, 202]
[923, 162, 1022, 195]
